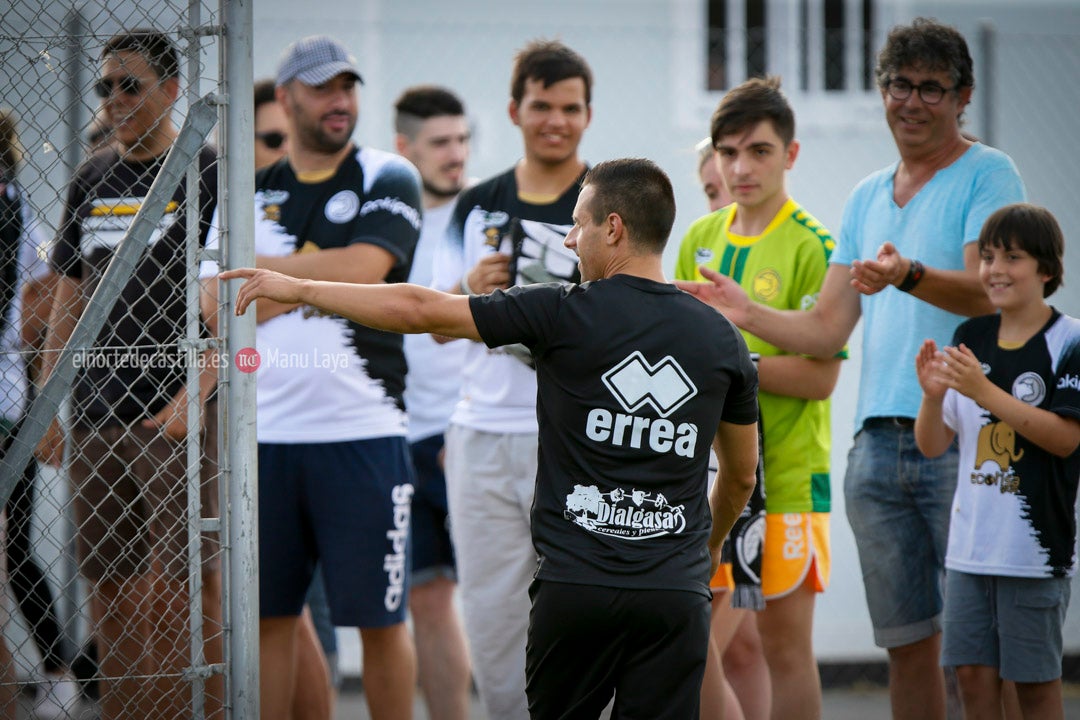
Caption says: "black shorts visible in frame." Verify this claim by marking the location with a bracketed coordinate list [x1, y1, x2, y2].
[409, 433, 456, 582]
[525, 580, 709, 720]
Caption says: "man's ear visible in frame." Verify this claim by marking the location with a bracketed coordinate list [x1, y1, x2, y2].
[606, 213, 623, 245]
[956, 85, 973, 116]
[784, 139, 800, 170]
[276, 84, 291, 118]
[161, 76, 181, 103]
[508, 98, 520, 126]
[394, 133, 408, 156]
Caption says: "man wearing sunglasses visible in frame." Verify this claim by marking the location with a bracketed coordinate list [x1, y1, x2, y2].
[678, 17, 1024, 720]
[254, 78, 289, 170]
[39, 27, 222, 720]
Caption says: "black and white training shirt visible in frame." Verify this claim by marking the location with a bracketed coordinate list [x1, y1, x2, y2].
[202, 145, 421, 443]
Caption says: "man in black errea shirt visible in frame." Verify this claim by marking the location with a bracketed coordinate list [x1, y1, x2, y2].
[222, 158, 760, 718]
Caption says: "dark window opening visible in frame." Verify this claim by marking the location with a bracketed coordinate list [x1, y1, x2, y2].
[707, 0, 728, 90]
[746, 0, 767, 79]
[862, 0, 875, 90]
[824, 0, 845, 90]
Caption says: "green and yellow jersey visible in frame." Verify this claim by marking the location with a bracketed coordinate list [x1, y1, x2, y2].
[676, 198, 843, 513]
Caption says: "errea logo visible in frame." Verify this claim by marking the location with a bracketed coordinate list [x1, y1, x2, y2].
[587, 352, 699, 458]
[602, 351, 697, 418]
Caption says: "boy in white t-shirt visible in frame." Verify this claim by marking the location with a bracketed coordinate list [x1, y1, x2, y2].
[915, 203, 1079, 720]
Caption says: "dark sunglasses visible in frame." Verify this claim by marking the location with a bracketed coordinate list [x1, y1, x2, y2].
[93, 76, 144, 99]
[255, 131, 286, 149]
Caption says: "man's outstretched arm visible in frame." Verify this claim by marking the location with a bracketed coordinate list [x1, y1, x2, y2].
[219, 267, 483, 341]
[677, 263, 861, 359]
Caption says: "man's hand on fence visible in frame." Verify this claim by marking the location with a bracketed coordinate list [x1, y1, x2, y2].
[34, 418, 65, 467]
[142, 386, 203, 441]
[219, 268, 307, 315]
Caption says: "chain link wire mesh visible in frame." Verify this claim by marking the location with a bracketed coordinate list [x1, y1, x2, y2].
[989, 27, 1080, 312]
[1, 2, 231, 717]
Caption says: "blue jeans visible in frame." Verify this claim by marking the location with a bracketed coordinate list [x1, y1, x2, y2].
[844, 418, 958, 648]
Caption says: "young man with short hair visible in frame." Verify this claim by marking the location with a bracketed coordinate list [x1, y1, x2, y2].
[393, 84, 473, 720]
[430, 39, 592, 719]
[677, 76, 841, 720]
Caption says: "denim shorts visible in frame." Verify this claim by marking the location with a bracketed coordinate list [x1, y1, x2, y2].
[942, 570, 1071, 683]
[844, 418, 958, 648]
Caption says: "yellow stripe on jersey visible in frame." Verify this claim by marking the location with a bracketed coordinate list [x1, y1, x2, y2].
[89, 200, 179, 216]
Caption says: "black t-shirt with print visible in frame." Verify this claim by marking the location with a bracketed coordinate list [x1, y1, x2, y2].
[51, 146, 217, 427]
[470, 275, 759, 598]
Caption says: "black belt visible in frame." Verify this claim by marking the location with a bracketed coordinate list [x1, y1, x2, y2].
[864, 416, 915, 428]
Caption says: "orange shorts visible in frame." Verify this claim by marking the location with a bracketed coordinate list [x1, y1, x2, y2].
[711, 512, 830, 599]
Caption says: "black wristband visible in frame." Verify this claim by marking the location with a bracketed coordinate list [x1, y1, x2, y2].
[898, 259, 925, 292]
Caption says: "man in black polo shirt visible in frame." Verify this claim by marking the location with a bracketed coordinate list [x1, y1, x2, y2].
[221, 158, 760, 718]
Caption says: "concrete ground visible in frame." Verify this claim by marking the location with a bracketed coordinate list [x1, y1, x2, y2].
[8, 679, 1078, 717]
[333, 682, 1080, 720]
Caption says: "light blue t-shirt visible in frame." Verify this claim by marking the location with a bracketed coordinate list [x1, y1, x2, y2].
[831, 143, 1025, 432]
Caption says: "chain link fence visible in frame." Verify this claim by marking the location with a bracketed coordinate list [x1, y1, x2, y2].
[986, 25, 1080, 315]
[0, 1, 255, 717]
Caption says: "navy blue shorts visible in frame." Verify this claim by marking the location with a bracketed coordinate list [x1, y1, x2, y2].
[258, 436, 415, 628]
[410, 433, 456, 583]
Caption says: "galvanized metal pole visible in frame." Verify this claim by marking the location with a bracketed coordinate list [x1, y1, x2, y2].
[979, 20, 996, 147]
[182, 7, 210, 717]
[219, 0, 259, 717]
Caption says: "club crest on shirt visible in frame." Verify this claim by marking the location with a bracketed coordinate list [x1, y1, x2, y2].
[694, 248, 714, 266]
[564, 485, 687, 540]
[1012, 371, 1045, 406]
[481, 210, 509, 248]
[752, 268, 781, 302]
[325, 190, 360, 223]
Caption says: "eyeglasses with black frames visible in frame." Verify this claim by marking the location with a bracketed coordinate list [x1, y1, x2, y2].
[93, 76, 144, 99]
[884, 77, 958, 105]
[255, 131, 286, 149]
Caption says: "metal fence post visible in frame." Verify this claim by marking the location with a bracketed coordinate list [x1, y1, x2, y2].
[220, 0, 259, 717]
[978, 19, 996, 148]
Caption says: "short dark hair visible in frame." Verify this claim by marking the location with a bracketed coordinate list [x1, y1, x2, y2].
[977, 203, 1064, 298]
[510, 39, 592, 106]
[0, 108, 21, 178]
[876, 17, 974, 92]
[254, 78, 277, 112]
[710, 75, 795, 148]
[582, 159, 675, 254]
[393, 85, 466, 138]
[102, 28, 180, 81]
